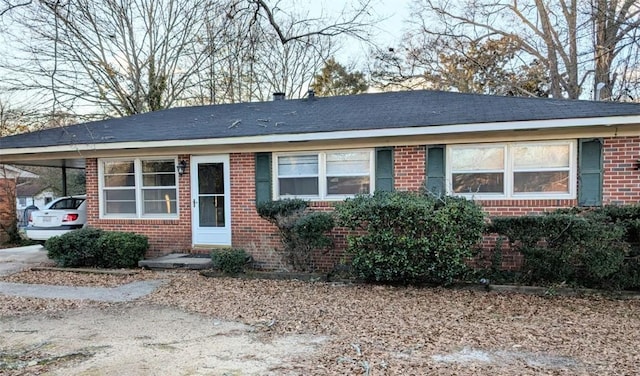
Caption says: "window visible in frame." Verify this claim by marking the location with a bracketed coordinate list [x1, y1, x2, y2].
[18, 197, 27, 207]
[448, 141, 576, 199]
[99, 158, 178, 218]
[274, 150, 373, 199]
[50, 197, 85, 210]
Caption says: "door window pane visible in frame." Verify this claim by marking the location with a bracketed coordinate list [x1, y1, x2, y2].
[199, 196, 225, 227]
[198, 163, 224, 194]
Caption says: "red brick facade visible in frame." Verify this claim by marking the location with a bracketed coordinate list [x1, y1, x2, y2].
[85, 157, 192, 258]
[394, 145, 426, 191]
[603, 136, 640, 204]
[82, 136, 640, 270]
[229, 153, 282, 268]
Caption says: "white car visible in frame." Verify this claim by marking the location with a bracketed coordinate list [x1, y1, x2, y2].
[26, 195, 87, 241]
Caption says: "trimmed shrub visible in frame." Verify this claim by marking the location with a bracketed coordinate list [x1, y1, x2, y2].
[45, 227, 105, 267]
[46, 228, 149, 268]
[256, 199, 335, 271]
[489, 213, 629, 288]
[211, 248, 250, 274]
[335, 191, 485, 285]
[95, 231, 149, 268]
[256, 199, 307, 222]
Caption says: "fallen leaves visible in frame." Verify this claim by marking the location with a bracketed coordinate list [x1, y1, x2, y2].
[1, 268, 159, 288]
[1, 269, 640, 374]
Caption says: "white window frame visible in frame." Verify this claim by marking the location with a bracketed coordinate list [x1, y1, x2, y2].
[447, 140, 577, 200]
[98, 157, 180, 219]
[273, 149, 375, 200]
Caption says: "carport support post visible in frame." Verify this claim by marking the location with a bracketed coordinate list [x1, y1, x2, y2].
[61, 165, 68, 196]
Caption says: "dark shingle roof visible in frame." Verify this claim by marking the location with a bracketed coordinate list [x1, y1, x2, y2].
[2, 90, 640, 149]
[16, 180, 50, 196]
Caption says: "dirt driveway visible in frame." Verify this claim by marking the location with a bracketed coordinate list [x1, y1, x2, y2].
[1, 304, 325, 375]
[1, 269, 640, 375]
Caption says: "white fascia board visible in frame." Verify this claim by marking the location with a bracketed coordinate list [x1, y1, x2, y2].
[2, 115, 639, 156]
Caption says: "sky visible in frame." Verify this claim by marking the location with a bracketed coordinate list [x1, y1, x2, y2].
[0, 0, 415, 111]
[292, 0, 413, 65]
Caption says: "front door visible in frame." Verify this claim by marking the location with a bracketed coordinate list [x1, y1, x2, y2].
[191, 155, 231, 246]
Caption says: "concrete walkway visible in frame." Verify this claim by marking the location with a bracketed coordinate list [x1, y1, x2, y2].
[0, 279, 167, 302]
[138, 253, 212, 270]
[0, 245, 166, 302]
[0, 244, 51, 277]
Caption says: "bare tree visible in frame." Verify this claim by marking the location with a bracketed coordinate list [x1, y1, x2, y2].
[2, 0, 376, 118]
[393, 0, 640, 100]
[191, 0, 372, 103]
[0, 0, 31, 16]
[251, 22, 338, 100]
[2, 0, 212, 116]
[591, 0, 640, 100]
[311, 57, 368, 96]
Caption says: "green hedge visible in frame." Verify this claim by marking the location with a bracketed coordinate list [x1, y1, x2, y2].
[95, 231, 148, 268]
[487, 207, 640, 290]
[45, 228, 148, 268]
[45, 227, 105, 267]
[335, 191, 485, 285]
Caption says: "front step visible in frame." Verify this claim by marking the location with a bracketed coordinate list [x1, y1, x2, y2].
[139, 253, 212, 270]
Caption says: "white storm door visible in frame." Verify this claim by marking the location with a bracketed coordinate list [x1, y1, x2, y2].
[191, 155, 231, 245]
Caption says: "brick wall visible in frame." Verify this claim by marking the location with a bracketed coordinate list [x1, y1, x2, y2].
[229, 153, 283, 268]
[394, 145, 426, 191]
[86, 157, 192, 257]
[603, 136, 640, 205]
[81, 137, 640, 269]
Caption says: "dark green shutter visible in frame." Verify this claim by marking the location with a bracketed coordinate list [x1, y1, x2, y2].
[426, 145, 446, 196]
[578, 139, 603, 206]
[375, 147, 394, 192]
[255, 152, 272, 205]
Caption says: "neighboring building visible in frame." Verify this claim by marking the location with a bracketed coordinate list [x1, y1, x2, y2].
[1, 90, 639, 268]
[0, 165, 38, 180]
[15, 180, 56, 226]
[16, 179, 55, 209]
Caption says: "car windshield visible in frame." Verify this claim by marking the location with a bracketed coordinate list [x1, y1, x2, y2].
[48, 198, 85, 210]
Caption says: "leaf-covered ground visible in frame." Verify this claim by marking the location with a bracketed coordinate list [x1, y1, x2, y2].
[2, 269, 639, 375]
